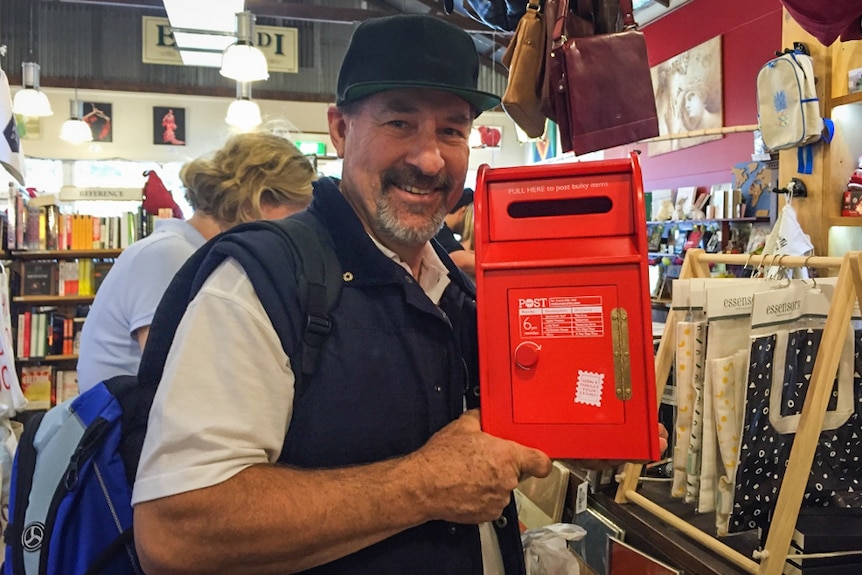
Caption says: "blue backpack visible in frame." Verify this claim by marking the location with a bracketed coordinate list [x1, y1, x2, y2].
[4, 211, 342, 575]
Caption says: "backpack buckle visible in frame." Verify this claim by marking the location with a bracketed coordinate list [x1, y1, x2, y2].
[305, 315, 332, 337]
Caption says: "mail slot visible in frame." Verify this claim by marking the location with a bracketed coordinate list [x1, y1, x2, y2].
[475, 153, 660, 460]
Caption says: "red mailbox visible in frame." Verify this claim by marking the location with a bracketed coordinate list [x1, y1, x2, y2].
[475, 152, 660, 460]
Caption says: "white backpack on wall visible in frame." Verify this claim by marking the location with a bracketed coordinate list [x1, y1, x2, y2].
[756, 47, 832, 173]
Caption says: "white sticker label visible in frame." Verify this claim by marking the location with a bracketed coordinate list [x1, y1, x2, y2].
[575, 480, 589, 515]
[575, 370, 604, 407]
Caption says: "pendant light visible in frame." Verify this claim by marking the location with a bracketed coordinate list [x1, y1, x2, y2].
[60, 47, 91, 145]
[225, 81, 262, 131]
[220, 11, 269, 82]
[59, 97, 92, 144]
[13, 62, 52, 117]
[13, 4, 52, 117]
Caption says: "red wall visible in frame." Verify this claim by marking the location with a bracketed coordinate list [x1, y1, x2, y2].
[607, 0, 784, 192]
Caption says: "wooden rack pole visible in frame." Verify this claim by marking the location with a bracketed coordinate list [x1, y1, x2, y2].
[640, 123, 759, 144]
[614, 249, 861, 575]
[624, 490, 760, 574]
[758, 250, 862, 575]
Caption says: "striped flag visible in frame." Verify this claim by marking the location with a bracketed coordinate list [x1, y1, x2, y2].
[0, 65, 25, 186]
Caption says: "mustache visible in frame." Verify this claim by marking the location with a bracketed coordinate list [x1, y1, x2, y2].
[380, 166, 453, 192]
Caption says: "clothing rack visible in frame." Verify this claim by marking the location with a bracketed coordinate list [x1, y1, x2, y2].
[614, 248, 862, 575]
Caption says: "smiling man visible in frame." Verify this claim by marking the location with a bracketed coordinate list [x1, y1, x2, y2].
[132, 14, 552, 575]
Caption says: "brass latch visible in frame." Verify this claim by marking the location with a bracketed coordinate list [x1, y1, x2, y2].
[611, 307, 632, 400]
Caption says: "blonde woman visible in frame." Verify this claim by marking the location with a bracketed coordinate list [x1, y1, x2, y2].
[460, 202, 475, 252]
[434, 188, 475, 278]
[77, 131, 316, 392]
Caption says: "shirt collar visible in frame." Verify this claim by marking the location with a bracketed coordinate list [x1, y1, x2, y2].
[368, 235, 451, 305]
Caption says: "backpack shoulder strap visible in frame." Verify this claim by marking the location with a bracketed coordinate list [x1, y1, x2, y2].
[264, 210, 342, 390]
[122, 211, 341, 483]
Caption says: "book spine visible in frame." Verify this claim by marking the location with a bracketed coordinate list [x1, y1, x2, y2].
[22, 310, 31, 359]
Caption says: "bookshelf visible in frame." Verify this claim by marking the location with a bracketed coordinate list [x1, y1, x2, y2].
[9, 248, 123, 409]
[6, 234, 126, 411]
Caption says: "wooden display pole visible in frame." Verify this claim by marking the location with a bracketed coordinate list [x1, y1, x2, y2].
[615, 249, 862, 575]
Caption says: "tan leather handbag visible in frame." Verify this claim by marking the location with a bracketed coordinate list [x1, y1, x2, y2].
[501, 1, 547, 139]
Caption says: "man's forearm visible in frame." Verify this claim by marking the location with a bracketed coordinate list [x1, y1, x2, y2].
[135, 459, 428, 574]
[134, 410, 551, 574]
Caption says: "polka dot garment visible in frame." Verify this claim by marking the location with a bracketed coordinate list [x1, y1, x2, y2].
[728, 328, 862, 534]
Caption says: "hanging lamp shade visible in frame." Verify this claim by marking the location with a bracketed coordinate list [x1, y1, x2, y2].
[225, 81, 262, 131]
[12, 62, 52, 117]
[59, 99, 93, 144]
[220, 11, 269, 82]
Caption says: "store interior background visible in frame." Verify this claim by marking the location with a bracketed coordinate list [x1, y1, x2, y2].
[0, 0, 782, 196]
[1, 0, 832, 248]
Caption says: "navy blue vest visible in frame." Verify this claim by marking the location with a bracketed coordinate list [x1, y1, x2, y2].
[277, 179, 525, 575]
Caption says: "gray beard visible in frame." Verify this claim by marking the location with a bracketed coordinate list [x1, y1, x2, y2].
[375, 195, 448, 247]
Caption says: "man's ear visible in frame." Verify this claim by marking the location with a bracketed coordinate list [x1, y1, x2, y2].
[327, 105, 347, 159]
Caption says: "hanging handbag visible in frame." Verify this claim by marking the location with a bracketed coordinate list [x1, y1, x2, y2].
[550, 0, 659, 155]
[501, 1, 547, 138]
[540, 0, 595, 134]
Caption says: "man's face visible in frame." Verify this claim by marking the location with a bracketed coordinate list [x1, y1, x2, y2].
[328, 88, 473, 252]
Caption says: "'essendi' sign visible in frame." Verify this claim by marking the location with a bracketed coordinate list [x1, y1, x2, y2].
[141, 16, 299, 74]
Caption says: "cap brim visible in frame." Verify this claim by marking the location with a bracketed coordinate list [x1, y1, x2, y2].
[339, 82, 501, 115]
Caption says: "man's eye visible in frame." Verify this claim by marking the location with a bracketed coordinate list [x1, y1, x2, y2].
[387, 120, 408, 128]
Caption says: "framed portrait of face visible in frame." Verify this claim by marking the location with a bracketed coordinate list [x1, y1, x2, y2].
[153, 106, 186, 146]
[649, 36, 723, 156]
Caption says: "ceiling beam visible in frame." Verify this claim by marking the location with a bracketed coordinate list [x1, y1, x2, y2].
[59, 0, 494, 32]
[56, 0, 508, 71]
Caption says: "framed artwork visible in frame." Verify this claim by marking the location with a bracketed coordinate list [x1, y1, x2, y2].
[531, 121, 558, 163]
[83, 102, 112, 142]
[153, 106, 186, 146]
[649, 36, 723, 156]
[470, 124, 502, 149]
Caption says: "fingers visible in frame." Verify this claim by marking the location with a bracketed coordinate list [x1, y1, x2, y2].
[658, 423, 670, 456]
[413, 412, 551, 524]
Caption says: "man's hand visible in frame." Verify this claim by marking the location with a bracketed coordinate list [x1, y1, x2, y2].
[409, 410, 551, 524]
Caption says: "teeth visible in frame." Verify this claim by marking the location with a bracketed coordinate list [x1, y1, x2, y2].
[402, 185, 431, 195]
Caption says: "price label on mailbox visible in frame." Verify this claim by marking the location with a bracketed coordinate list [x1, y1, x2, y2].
[475, 153, 660, 460]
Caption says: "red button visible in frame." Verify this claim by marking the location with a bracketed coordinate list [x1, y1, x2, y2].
[514, 342, 540, 369]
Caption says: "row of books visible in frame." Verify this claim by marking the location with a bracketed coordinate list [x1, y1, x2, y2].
[18, 259, 115, 296]
[16, 309, 84, 360]
[19, 206, 143, 251]
[20, 366, 79, 410]
[5, 184, 168, 251]
[647, 184, 745, 221]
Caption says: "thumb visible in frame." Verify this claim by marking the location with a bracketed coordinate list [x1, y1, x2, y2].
[518, 446, 553, 480]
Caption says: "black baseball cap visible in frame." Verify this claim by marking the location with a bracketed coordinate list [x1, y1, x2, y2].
[336, 15, 501, 116]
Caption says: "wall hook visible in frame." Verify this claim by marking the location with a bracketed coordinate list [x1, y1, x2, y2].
[771, 177, 807, 198]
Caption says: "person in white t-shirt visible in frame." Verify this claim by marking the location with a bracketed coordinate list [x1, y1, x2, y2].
[77, 131, 316, 392]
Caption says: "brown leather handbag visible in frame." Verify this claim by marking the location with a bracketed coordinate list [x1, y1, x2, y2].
[501, 0, 547, 138]
[549, 0, 659, 155]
